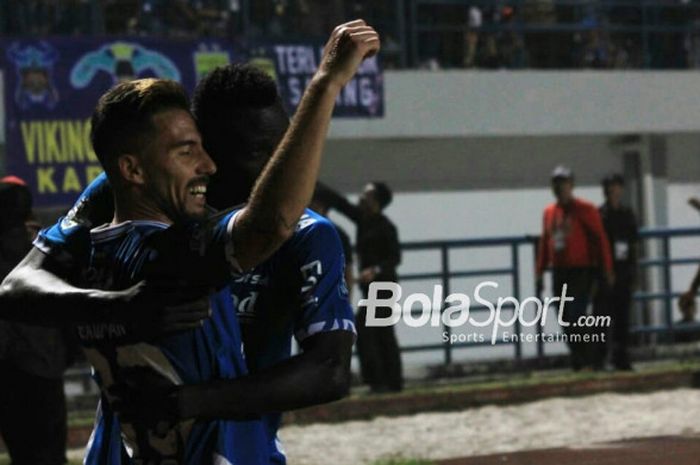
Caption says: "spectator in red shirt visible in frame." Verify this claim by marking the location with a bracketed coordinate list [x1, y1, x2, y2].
[536, 166, 614, 370]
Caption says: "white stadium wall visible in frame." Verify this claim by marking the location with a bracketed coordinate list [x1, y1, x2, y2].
[322, 71, 700, 373]
[330, 70, 700, 138]
[1, 70, 698, 373]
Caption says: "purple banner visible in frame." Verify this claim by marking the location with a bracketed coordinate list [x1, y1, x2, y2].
[1, 37, 384, 207]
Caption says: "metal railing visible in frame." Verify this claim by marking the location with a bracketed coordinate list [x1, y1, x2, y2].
[395, 226, 700, 366]
[397, 235, 537, 365]
[633, 227, 700, 339]
[63, 226, 700, 398]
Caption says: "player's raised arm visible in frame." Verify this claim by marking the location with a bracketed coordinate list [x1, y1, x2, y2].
[231, 20, 380, 270]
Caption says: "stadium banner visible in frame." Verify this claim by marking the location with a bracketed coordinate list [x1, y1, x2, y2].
[0, 37, 384, 207]
[0, 37, 239, 206]
[249, 43, 384, 118]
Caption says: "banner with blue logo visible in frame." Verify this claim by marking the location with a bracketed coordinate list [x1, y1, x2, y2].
[1, 37, 383, 207]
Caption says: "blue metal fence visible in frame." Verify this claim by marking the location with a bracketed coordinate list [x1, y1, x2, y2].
[395, 226, 700, 366]
[65, 226, 700, 395]
[633, 227, 700, 338]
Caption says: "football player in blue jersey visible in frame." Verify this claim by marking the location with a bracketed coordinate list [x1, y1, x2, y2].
[0, 20, 379, 465]
[89, 62, 359, 465]
[175, 62, 357, 465]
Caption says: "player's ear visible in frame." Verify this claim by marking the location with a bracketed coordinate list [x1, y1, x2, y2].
[118, 154, 146, 185]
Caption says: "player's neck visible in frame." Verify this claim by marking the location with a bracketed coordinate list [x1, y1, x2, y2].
[112, 192, 173, 226]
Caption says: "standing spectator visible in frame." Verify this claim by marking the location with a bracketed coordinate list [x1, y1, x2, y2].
[594, 174, 638, 370]
[676, 294, 700, 343]
[580, 27, 612, 69]
[463, 5, 482, 68]
[319, 182, 403, 393]
[536, 166, 614, 370]
[678, 195, 700, 340]
[521, 0, 561, 68]
[0, 176, 74, 465]
[499, 5, 530, 69]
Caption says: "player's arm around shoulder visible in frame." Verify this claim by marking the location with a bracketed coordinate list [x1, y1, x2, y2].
[299, 330, 354, 402]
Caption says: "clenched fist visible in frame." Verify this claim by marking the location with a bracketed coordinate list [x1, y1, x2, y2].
[318, 20, 380, 90]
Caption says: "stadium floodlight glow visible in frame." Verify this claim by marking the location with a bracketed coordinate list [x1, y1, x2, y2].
[358, 281, 580, 344]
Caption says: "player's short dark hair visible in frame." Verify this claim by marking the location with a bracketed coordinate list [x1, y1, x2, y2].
[370, 181, 393, 210]
[191, 63, 286, 162]
[90, 79, 190, 176]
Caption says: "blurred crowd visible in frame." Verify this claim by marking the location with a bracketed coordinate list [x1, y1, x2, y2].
[417, 1, 700, 69]
[0, 1, 400, 50]
[4, 1, 700, 69]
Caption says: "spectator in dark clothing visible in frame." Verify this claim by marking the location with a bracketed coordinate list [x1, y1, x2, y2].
[594, 174, 638, 370]
[678, 196, 700, 343]
[536, 166, 614, 371]
[676, 296, 700, 344]
[0, 176, 74, 465]
[320, 182, 403, 392]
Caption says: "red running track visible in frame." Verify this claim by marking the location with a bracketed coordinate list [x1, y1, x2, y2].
[438, 435, 700, 465]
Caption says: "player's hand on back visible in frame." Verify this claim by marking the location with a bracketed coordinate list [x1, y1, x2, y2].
[111, 280, 212, 339]
[108, 377, 179, 429]
[113, 220, 234, 339]
[142, 221, 232, 290]
[319, 19, 380, 90]
[140, 281, 212, 335]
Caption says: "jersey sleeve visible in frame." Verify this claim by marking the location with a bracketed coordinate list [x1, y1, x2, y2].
[33, 172, 113, 268]
[292, 214, 356, 344]
[208, 206, 244, 275]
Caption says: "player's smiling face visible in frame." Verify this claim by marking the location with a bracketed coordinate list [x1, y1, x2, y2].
[141, 108, 216, 222]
